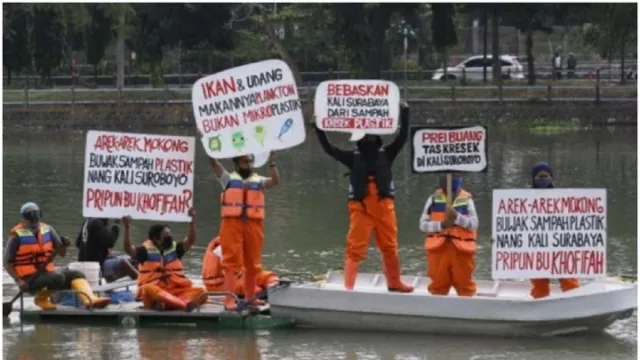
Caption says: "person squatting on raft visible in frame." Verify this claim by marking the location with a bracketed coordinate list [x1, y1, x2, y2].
[529, 161, 580, 299]
[202, 236, 279, 298]
[4, 202, 111, 310]
[419, 175, 479, 296]
[313, 102, 413, 293]
[207, 152, 280, 310]
[76, 218, 138, 283]
[121, 208, 207, 311]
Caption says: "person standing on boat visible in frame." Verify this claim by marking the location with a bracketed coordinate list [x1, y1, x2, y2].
[419, 175, 479, 296]
[313, 102, 414, 293]
[4, 202, 111, 310]
[529, 161, 580, 298]
[207, 152, 280, 310]
[121, 208, 207, 311]
[75, 218, 138, 283]
[201, 235, 279, 297]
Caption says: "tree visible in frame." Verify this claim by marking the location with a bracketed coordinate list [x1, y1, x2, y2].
[3, 4, 33, 84]
[31, 4, 66, 83]
[431, 4, 458, 81]
[86, 4, 113, 82]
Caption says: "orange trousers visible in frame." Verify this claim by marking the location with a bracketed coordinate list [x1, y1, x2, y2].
[139, 283, 207, 310]
[219, 217, 264, 300]
[426, 241, 476, 296]
[345, 192, 410, 291]
[206, 271, 278, 296]
[530, 278, 580, 298]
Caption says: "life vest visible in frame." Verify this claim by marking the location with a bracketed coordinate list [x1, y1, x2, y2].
[349, 149, 394, 201]
[220, 171, 265, 220]
[425, 189, 477, 254]
[11, 223, 56, 278]
[201, 237, 225, 290]
[137, 240, 191, 293]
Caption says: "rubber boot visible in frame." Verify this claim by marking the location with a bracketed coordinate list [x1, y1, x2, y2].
[70, 279, 111, 309]
[223, 271, 238, 311]
[155, 289, 188, 310]
[244, 273, 265, 306]
[343, 259, 359, 290]
[382, 254, 414, 293]
[33, 289, 57, 311]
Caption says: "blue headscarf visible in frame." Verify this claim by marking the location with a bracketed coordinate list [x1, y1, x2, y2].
[532, 162, 553, 188]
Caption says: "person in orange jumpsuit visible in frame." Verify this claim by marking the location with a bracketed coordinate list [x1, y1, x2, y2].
[121, 207, 207, 311]
[314, 102, 413, 293]
[207, 152, 280, 310]
[202, 235, 279, 297]
[419, 175, 479, 296]
[4, 202, 111, 310]
[529, 161, 580, 298]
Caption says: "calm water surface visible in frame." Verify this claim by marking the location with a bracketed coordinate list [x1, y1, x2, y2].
[3, 125, 637, 360]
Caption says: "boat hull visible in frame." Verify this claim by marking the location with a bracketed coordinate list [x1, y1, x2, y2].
[268, 272, 637, 337]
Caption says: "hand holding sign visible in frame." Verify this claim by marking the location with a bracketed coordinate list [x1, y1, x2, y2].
[191, 59, 306, 159]
[314, 79, 400, 142]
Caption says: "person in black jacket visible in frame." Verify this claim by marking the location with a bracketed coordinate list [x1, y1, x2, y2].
[313, 102, 413, 293]
[76, 218, 138, 283]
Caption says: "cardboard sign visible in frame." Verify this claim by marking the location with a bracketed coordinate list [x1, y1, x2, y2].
[491, 188, 607, 279]
[314, 80, 400, 141]
[411, 126, 488, 173]
[191, 59, 306, 159]
[82, 130, 195, 222]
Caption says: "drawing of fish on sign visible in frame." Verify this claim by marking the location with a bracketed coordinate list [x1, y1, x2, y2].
[277, 118, 294, 141]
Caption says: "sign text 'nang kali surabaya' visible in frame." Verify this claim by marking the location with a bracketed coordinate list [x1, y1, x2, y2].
[314, 79, 400, 141]
[191, 59, 306, 159]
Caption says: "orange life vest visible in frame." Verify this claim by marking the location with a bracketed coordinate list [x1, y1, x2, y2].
[137, 240, 191, 294]
[425, 188, 477, 254]
[201, 237, 225, 289]
[220, 172, 265, 220]
[11, 223, 56, 278]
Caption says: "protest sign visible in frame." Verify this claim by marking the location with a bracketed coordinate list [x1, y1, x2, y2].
[411, 125, 488, 173]
[314, 80, 400, 141]
[82, 130, 195, 222]
[191, 59, 306, 159]
[491, 188, 607, 279]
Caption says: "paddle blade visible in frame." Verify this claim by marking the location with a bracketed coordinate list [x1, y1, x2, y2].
[3, 301, 13, 317]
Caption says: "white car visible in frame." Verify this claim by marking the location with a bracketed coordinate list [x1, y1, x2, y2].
[431, 55, 525, 81]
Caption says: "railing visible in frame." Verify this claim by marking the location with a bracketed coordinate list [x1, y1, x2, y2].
[3, 82, 636, 106]
[3, 64, 636, 89]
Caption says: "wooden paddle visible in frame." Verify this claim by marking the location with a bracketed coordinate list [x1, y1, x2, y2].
[3, 252, 57, 317]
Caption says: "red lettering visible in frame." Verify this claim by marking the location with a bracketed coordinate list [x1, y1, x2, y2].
[85, 189, 193, 216]
[93, 135, 144, 154]
[202, 115, 241, 133]
[497, 198, 528, 214]
[155, 158, 164, 171]
[421, 132, 447, 144]
[448, 130, 484, 143]
[142, 137, 189, 153]
[202, 77, 237, 99]
[327, 84, 389, 97]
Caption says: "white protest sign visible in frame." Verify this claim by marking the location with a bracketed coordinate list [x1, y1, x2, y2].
[253, 152, 269, 168]
[314, 80, 400, 141]
[82, 130, 195, 222]
[491, 188, 607, 279]
[191, 59, 306, 159]
[411, 126, 488, 173]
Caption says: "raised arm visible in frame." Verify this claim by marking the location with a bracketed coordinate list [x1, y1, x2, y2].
[181, 208, 196, 252]
[313, 123, 354, 169]
[49, 226, 70, 257]
[263, 151, 280, 189]
[121, 216, 137, 258]
[384, 103, 410, 162]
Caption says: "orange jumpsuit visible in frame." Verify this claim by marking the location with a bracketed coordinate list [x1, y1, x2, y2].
[530, 278, 580, 298]
[344, 177, 413, 292]
[202, 236, 278, 296]
[219, 171, 266, 309]
[137, 240, 207, 310]
[424, 189, 477, 296]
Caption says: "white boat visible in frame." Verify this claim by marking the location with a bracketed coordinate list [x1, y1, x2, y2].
[267, 271, 637, 337]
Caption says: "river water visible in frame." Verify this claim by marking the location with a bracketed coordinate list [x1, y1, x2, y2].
[2, 124, 637, 360]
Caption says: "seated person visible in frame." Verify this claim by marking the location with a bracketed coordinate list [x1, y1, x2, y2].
[4, 202, 111, 310]
[121, 208, 207, 311]
[202, 235, 279, 299]
[76, 217, 138, 283]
